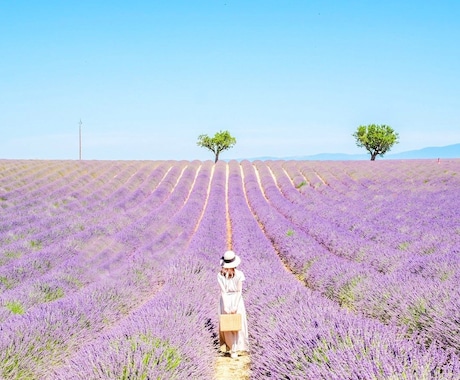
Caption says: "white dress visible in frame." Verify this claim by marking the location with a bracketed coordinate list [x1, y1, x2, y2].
[217, 269, 249, 353]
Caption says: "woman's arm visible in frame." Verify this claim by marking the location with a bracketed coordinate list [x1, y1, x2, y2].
[217, 274, 227, 293]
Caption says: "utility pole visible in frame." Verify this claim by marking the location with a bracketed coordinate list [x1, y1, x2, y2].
[79, 119, 82, 160]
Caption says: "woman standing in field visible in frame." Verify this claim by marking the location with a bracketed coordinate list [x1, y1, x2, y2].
[218, 250, 249, 358]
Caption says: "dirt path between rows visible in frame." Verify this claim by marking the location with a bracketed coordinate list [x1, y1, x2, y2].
[213, 163, 251, 380]
[215, 353, 251, 380]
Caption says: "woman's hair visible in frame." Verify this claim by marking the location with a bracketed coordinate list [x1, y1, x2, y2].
[220, 267, 235, 279]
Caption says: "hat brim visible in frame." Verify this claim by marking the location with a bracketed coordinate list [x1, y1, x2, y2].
[220, 255, 241, 268]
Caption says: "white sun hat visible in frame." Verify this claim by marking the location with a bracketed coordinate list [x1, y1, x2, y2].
[220, 250, 241, 268]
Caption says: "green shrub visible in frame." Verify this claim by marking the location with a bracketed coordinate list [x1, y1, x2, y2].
[5, 300, 25, 315]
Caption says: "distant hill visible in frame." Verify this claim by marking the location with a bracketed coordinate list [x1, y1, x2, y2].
[241, 143, 460, 161]
[386, 143, 460, 159]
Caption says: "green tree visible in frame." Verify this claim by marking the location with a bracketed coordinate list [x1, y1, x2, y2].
[197, 130, 236, 163]
[353, 124, 399, 161]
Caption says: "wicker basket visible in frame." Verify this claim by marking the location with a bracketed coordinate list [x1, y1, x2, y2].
[219, 313, 242, 332]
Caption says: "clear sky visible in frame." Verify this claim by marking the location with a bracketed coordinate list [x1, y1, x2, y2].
[1, 1, 459, 161]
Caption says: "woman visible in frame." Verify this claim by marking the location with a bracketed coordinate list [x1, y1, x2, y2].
[217, 250, 249, 358]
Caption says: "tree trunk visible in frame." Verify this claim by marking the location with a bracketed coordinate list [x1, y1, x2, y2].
[214, 153, 219, 163]
[370, 153, 377, 161]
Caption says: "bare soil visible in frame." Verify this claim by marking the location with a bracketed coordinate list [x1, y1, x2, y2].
[214, 352, 250, 380]
[215, 165, 251, 379]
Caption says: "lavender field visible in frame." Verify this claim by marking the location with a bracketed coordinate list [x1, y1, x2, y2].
[1, 158, 459, 380]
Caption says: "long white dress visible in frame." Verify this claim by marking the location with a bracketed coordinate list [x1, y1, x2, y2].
[217, 269, 249, 353]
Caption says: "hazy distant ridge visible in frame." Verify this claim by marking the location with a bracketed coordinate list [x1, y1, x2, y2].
[245, 143, 460, 161]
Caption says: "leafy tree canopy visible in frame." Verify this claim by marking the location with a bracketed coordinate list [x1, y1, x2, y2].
[197, 130, 236, 163]
[353, 124, 399, 161]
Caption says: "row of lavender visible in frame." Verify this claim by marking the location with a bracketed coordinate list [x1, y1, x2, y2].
[0, 160, 220, 378]
[74, 159, 459, 379]
[51, 159, 231, 379]
[227, 160, 459, 378]
[280, 159, 459, 257]
[247, 159, 460, 352]
[1, 159, 459, 379]
[0, 161, 171, 317]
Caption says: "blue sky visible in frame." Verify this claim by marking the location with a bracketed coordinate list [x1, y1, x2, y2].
[1, 0, 459, 161]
